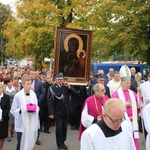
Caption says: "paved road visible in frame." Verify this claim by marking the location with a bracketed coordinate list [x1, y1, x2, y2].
[3, 125, 145, 150]
[3, 125, 80, 150]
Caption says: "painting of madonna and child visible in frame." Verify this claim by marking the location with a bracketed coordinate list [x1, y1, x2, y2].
[53, 27, 92, 85]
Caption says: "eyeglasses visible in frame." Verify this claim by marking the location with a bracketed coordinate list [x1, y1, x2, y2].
[98, 89, 106, 92]
[106, 113, 125, 125]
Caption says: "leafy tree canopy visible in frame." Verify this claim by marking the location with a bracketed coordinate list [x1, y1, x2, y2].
[4, 0, 150, 69]
[0, 2, 12, 64]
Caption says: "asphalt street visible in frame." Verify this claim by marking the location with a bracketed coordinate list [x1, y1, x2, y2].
[3, 125, 80, 150]
[3, 125, 145, 150]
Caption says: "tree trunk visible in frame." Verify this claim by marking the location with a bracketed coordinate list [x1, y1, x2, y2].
[147, 47, 150, 65]
[147, 26, 150, 65]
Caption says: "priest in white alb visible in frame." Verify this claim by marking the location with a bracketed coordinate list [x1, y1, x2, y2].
[80, 98, 136, 150]
[112, 65, 142, 150]
[107, 71, 121, 96]
[140, 72, 150, 150]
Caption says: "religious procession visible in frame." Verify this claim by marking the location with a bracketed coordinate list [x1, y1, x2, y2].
[1, 1, 150, 150]
[0, 59, 149, 150]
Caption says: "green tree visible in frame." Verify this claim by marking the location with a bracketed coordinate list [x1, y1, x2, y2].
[5, 0, 87, 69]
[77, 0, 150, 63]
[0, 2, 12, 65]
[4, 0, 150, 69]
[5, 0, 58, 69]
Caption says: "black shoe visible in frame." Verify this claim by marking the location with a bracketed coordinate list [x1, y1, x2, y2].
[7, 137, 12, 142]
[39, 129, 42, 132]
[75, 127, 79, 131]
[44, 130, 50, 134]
[36, 139, 41, 145]
[62, 144, 68, 150]
[71, 126, 75, 130]
[11, 131, 14, 137]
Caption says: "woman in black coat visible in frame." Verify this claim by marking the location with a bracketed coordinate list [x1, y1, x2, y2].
[0, 82, 10, 149]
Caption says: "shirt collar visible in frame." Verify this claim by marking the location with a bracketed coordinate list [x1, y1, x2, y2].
[56, 83, 62, 87]
[5, 86, 16, 92]
[97, 119, 122, 137]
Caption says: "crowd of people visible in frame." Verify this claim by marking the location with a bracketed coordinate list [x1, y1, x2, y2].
[0, 64, 150, 150]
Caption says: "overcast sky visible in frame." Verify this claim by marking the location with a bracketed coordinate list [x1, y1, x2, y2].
[0, 0, 15, 4]
[0, 0, 16, 13]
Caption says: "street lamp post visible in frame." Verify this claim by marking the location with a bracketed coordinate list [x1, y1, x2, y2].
[1, 29, 3, 67]
[44, 58, 54, 78]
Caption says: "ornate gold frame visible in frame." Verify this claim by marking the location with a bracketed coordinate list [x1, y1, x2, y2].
[54, 27, 92, 85]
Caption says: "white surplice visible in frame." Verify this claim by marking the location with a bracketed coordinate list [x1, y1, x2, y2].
[10, 89, 39, 150]
[140, 81, 150, 106]
[142, 103, 150, 150]
[107, 79, 121, 96]
[80, 121, 136, 150]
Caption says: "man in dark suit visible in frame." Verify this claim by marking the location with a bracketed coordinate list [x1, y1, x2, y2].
[47, 73, 77, 150]
[88, 70, 109, 96]
[130, 67, 136, 82]
[40, 72, 53, 133]
[29, 69, 45, 145]
[69, 85, 88, 130]
[88, 74, 111, 98]
[90, 69, 109, 85]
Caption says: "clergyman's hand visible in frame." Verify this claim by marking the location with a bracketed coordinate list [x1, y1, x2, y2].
[49, 115, 54, 119]
[126, 101, 132, 107]
[97, 115, 102, 121]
